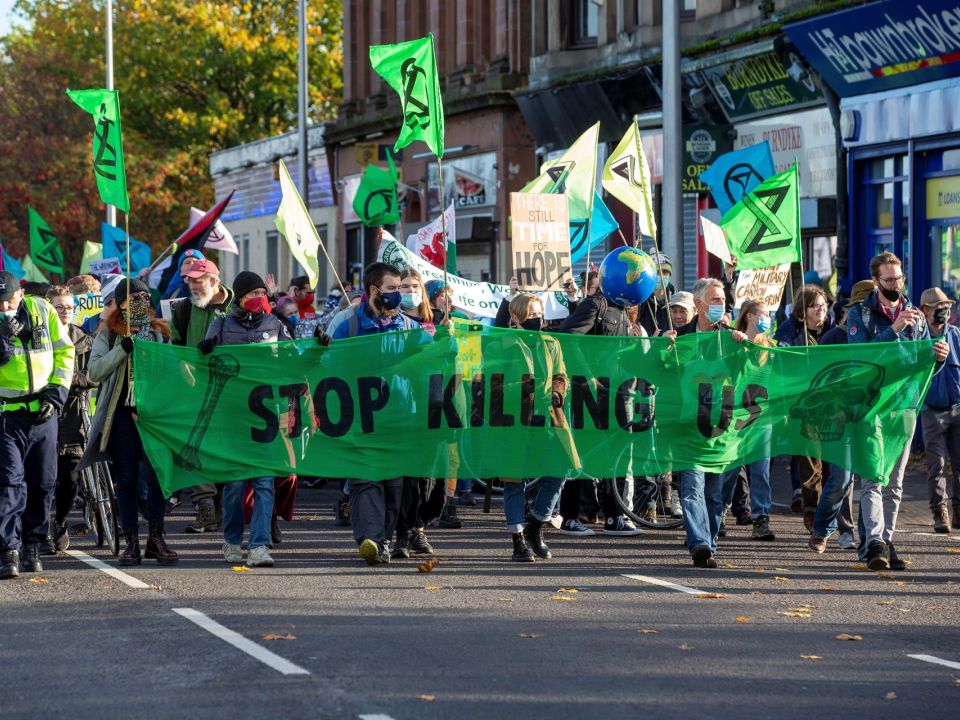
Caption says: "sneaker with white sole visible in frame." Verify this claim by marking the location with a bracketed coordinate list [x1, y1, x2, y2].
[603, 516, 644, 536]
[559, 518, 596, 536]
[837, 532, 857, 550]
[246, 545, 274, 567]
[222, 543, 243, 564]
[547, 513, 563, 530]
[359, 538, 382, 566]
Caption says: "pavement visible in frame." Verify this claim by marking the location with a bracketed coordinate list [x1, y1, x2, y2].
[2, 459, 959, 720]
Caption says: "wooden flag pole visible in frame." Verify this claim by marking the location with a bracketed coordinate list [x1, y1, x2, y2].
[124, 212, 131, 337]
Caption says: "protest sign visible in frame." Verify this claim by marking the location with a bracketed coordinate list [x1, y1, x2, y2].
[73, 292, 103, 327]
[734, 264, 790, 311]
[90, 257, 122, 276]
[511, 193, 572, 292]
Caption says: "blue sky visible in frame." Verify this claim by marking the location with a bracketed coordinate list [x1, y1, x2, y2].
[0, 0, 18, 36]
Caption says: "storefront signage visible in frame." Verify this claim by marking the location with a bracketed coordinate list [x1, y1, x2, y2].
[786, 0, 960, 97]
[683, 125, 732, 193]
[428, 151, 497, 213]
[927, 175, 960, 220]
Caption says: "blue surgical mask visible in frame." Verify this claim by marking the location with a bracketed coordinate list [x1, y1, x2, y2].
[379, 290, 403, 310]
[286, 314, 300, 327]
[400, 291, 422, 309]
[756, 315, 771, 333]
[705, 303, 725, 323]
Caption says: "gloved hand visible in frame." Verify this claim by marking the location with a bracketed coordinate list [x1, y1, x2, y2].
[36, 399, 58, 423]
[315, 330, 332, 347]
[197, 338, 217, 355]
[0, 316, 23, 339]
[552, 390, 564, 409]
[120, 336, 134, 354]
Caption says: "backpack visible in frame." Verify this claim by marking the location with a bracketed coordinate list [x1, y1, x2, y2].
[590, 294, 629, 337]
[171, 297, 192, 345]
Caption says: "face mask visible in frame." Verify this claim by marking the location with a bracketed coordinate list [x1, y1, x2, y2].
[379, 290, 402, 311]
[880, 287, 901, 302]
[934, 307, 951, 325]
[242, 296, 271, 315]
[756, 315, 771, 333]
[705, 303, 725, 323]
[124, 296, 152, 328]
[0, 310, 16, 320]
[304, 292, 315, 305]
[286, 313, 300, 327]
[521, 317, 543, 332]
[400, 291, 422, 309]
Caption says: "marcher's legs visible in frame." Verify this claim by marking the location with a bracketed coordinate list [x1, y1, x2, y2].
[812, 464, 855, 538]
[21, 416, 58, 544]
[108, 410, 143, 533]
[530, 477, 566, 522]
[746, 458, 771, 519]
[247, 477, 275, 548]
[221, 481, 245, 546]
[502, 480, 526, 533]
[922, 408, 951, 510]
[0, 414, 29, 552]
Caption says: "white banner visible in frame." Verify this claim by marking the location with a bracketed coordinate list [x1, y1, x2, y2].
[378, 236, 571, 320]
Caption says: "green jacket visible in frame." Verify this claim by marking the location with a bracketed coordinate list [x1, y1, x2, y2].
[170, 285, 234, 348]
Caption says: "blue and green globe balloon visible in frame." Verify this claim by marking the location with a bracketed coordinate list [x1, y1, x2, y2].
[598, 247, 658, 307]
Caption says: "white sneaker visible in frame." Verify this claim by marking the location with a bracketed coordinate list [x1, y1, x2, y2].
[559, 518, 596, 536]
[837, 532, 857, 550]
[222, 543, 243, 563]
[247, 545, 274, 567]
[603, 516, 644, 536]
[547, 513, 563, 530]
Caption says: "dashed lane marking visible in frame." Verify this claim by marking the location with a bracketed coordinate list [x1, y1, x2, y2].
[907, 654, 960, 671]
[622, 574, 711, 595]
[64, 549, 151, 589]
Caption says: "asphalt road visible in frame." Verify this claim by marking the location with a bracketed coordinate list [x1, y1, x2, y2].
[2, 460, 959, 720]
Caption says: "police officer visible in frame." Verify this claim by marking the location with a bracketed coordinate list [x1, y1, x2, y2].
[0, 272, 75, 579]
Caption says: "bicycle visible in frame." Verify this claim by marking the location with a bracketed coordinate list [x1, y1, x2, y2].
[77, 404, 120, 555]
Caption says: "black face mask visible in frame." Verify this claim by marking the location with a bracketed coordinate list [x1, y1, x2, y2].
[880, 287, 901, 302]
[934, 307, 951, 325]
[520, 317, 543, 332]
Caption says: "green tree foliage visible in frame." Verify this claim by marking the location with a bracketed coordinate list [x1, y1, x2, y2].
[0, 0, 342, 274]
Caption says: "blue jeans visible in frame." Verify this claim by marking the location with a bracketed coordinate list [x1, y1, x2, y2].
[503, 477, 566, 533]
[721, 459, 772, 520]
[681, 469, 737, 554]
[222, 477, 274, 548]
[812, 464, 856, 539]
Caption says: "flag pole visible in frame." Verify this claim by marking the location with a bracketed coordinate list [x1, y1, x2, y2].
[124, 211, 131, 337]
[793, 158, 809, 347]
[437, 156, 449, 292]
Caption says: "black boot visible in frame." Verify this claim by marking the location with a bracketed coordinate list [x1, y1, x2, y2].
[184, 498, 217, 534]
[144, 523, 178, 565]
[512, 532, 535, 562]
[39, 529, 57, 556]
[523, 518, 552, 559]
[271, 516, 282, 546]
[54, 522, 70, 552]
[118, 530, 141, 566]
[438, 499, 463, 529]
[20, 543, 43, 572]
[887, 541, 906, 571]
[0, 549, 20, 579]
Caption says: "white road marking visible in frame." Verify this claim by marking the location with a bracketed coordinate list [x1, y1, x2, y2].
[64, 549, 151, 589]
[172, 607, 310, 676]
[909, 532, 960, 541]
[907, 654, 960, 671]
[359, 715, 398, 720]
[622, 574, 711, 595]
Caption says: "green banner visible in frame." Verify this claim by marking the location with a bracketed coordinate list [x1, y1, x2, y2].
[134, 324, 934, 497]
[722, 163, 800, 270]
[66, 88, 130, 214]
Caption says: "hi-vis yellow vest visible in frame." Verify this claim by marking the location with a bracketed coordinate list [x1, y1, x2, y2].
[0, 295, 74, 403]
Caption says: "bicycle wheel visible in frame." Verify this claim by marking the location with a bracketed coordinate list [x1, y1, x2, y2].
[80, 466, 105, 548]
[95, 463, 120, 555]
[606, 476, 684, 529]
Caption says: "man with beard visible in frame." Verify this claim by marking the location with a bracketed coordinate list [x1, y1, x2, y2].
[170, 259, 235, 533]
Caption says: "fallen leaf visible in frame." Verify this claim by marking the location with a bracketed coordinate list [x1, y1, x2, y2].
[551, 595, 574, 602]
[231, 566, 252, 572]
[773, 576, 790, 582]
[800, 655, 822, 660]
[424, 584, 448, 591]
[835, 633, 863, 641]
[898, 608, 911, 613]
[848, 564, 871, 571]
[695, 593, 726, 599]
[722, 563, 737, 569]
[754, 566, 766, 572]
[818, 586, 836, 592]
[877, 599, 895, 605]
[884, 692, 897, 701]
[637, 629, 658, 634]
[417, 558, 440, 573]
[677, 643, 694, 651]
[736, 616, 752, 623]
[518, 633, 542, 639]
[415, 694, 435, 702]
[28, 577, 49, 584]
[750, 590, 766, 596]
[774, 567, 791, 572]
[556, 588, 579, 594]
[260, 633, 296, 641]
[877, 572, 895, 579]
[946, 548, 960, 554]
[893, 580, 909, 586]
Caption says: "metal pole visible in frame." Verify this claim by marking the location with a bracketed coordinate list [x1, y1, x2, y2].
[105, 0, 116, 227]
[661, 0, 683, 285]
[298, 0, 309, 209]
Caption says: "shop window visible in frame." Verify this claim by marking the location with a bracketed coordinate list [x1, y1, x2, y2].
[681, 0, 697, 20]
[266, 231, 279, 282]
[941, 149, 960, 172]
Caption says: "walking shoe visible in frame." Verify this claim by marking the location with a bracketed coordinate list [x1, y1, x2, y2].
[886, 541, 906, 571]
[0, 550, 19, 579]
[642, 506, 658, 523]
[118, 531, 141, 566]
[164, 493, 181, 515]
[952, 505, 960, 530]
[808, 534, 827, 554]
[39, 532, 57, 556]
[718, 518, 727, 537]
[803, 511, 815, 533]
[523, 518, 552, 559]
[391, 536, 411, 559]
[603, 516, 643, 536]
[864, 540, 890, 571]
[222, 543, 243, 563]
[378, 542, 391, 564]
[547, 513, 563, 529]
[144, 523, 179, 565]
[271, 516, 282, 545]
[837, 532, 857, 550]
[335, 495, 351, 527]
[359, 538, 381, 566]
[933, 504, 950, 534]
[438, 499, 463, 529]
[247, 545, 274, 568]
[184, 498, 218, 534]
[735, 508, 753, 526]
[456, 490, 477, 507]
[54, 523, 70, 552]
[559, 518, 595, 536]
[669, 495, 683, 517]
[20, 543, 43, 573]
[409, 530, 434, 555]
[511, 532, 535, 562]
[752, 516, 776, 541]
[691, 544, 716, 568]
[790, 489, 803, 513]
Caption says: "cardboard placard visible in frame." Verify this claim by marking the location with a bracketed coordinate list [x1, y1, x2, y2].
[734, 264, 790, 312]
[510, 193, 572, 292]
[73, 292, 103, 327]
[90, 257, 122, 276]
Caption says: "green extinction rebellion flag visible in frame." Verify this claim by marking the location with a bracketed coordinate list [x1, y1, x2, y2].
[352, 150, 399, 226]
[134, 325, 935, 497]
[721, 163, 800, 271]
[370, 34, 445, 158]
[27, 206, 65, 276]
[66, 88, 130, 214]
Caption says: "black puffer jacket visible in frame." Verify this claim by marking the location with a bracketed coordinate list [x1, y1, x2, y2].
[205, 305, 291, 347]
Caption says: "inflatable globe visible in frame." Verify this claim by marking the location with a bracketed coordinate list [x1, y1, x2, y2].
[597, 247, 658, 307]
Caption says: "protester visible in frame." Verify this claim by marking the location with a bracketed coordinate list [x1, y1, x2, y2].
[273, 295, 300, 336]
[289, 275, 316, 319]
[918, 286, 960, 533]
[199, 271, 292, 567]
[161, 248, 206, 300]
[81, 279, 177, 567]
[80, 274, 124, 336]
[668, 291, 695, 332]
[846, 251, 949, 570]
[637, 251, 674, 335]
[66, 275, 100, 296]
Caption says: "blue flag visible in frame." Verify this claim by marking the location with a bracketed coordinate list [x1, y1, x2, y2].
[101, 222, 152, 274]
[571, 192, 619, 264]
[699, 141, 775, 215]
[1, 246, 25, 280]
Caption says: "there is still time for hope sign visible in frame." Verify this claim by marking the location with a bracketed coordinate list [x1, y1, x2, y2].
[511, 192, 573, 292]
